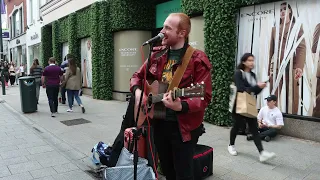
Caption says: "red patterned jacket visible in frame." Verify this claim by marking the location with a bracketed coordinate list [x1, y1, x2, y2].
[130, 45, 212, 142]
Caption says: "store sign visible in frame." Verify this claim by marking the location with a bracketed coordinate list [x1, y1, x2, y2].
[118, 48, 137, 57]
[30, 32, 39, 40]
[156, 0, 181, 28]
[2, 31, 9, 39]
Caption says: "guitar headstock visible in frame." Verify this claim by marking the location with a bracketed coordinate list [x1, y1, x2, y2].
[176, 81, 206, 99]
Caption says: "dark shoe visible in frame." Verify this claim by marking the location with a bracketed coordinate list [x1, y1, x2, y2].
[264, 136, 271, 142]
[246, 134, 253, 141]
[82, 107, 85, 113]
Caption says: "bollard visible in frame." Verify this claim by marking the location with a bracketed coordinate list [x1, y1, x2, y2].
[1, 74, 5, 95]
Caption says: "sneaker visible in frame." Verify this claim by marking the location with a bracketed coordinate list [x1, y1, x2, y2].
[67, 109, 73, 112]
[81, 107, 85, 114]
[228, 145, 237, 156]
[246, 134, 253, 141]
[51, 113, 55, 117]
[264, 136, 271, 142]
[259, 151, 276, 162]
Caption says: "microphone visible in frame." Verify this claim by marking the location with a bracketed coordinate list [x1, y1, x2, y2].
[142, 33, 164, 46]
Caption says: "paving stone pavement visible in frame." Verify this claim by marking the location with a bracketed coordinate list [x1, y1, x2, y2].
[0, 86, 320, 180]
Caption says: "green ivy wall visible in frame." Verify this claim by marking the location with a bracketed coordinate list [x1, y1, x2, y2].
[40, 0, 154, 100]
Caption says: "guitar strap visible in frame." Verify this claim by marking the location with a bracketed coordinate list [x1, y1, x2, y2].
[166, 46, 196, 92]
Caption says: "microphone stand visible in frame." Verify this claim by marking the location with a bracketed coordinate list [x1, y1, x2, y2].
[133, 43, 154, 180]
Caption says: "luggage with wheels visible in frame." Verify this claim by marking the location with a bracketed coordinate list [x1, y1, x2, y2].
[193, 144, 214, 180]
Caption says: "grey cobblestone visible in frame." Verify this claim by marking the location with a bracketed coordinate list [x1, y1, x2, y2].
[27, 145, 55, 155]
[8, 161, 43, 174]
[0, 172, 33, 180]
[0, 166, 11, 178]
[29, 167, 58, 179]
[53, 163, 79, 173]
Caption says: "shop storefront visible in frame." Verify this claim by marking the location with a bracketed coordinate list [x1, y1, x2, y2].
[26, 30, 41, 73]
[9, 35, 26, 68]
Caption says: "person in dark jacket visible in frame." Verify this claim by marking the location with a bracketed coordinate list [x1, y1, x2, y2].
[228, 53, 276, 162]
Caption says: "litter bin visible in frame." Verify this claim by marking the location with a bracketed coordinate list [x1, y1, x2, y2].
[19, 76, 37, 113]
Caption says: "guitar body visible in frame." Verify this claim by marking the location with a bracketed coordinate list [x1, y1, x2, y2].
[133, 80, 205, 128]
[134, 80, 168, 127]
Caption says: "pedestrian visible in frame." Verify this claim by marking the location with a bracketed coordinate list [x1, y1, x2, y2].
[30, 59, 43, 104]
[59, 54, 72, 104]
[62, 58, 85, 113]
[8, 61, 16, 86]
[42, 57, 63, 117]
[228, 53, 276, 162]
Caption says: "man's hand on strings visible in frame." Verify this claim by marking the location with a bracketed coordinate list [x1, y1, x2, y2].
[162, 90, 182, 111]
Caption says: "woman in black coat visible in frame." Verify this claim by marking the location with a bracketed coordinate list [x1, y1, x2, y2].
[228, 53, 276, 162]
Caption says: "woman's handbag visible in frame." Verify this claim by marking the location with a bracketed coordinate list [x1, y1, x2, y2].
[235, 92, 258, 118]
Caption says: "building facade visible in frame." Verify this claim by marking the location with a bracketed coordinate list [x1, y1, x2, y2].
[39, 0, 97, 96]
[25, 0, 43, 73]
[5, 0, 27, 67]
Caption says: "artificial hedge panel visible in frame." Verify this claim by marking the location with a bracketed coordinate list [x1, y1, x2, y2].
[68, 13, 80, 66]
[59, 18, 69, 43]
[40, 25, 52, 66]
[98, 1, 113, 100]
[181, 0, 204, 16]
[52, 21, 62, 65]
[76, 7, 92, 39]
[110, 0, 155, 31]
[90, 2, 102, 99]
[201, 0, 238, 126]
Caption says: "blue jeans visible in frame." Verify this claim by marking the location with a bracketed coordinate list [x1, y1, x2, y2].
[66, 90, 82, 109]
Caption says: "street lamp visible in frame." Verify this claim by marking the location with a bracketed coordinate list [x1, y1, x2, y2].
[0, 0, 5, 95]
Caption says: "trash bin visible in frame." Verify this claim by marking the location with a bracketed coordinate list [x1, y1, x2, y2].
[19, 76, 37, 113]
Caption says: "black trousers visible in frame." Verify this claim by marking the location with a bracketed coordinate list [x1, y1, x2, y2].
[46, 85, 60, 113]
[153, 121, 200, 180]
[230, 113, 264, 153]
[9, 75, 15, 85]
[259, 127, 278, 139]
[61, 86, 66, 103]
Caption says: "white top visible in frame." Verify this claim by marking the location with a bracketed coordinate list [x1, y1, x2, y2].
[244, 71, 256, 86]
[257, 106, 284, 126]
[19, 66, 24, 72]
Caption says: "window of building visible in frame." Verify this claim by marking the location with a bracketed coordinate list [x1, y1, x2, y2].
[11, 8, 23, 38]
[29, 0, 33, 25]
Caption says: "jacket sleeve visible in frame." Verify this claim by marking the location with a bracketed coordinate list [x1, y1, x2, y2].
[234, 70, 262, 95]
[268, 27, 275, 76]
[130, 60, 147, 93]
[294, 25, 306, 70]
[182, 53, 212, 113]
[313, 24, 320, 78]
[312, 23, 320, 54]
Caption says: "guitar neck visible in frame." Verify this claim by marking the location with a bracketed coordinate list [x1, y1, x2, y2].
[151, 89, 185, 104]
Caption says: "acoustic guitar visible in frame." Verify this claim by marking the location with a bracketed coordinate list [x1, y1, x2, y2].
[134, 80, 205, 127]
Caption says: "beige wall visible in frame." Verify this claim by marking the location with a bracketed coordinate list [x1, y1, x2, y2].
[113, 31, 151, 100]
[40, 0, 95, 25]
[189, 16, 205, 51]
